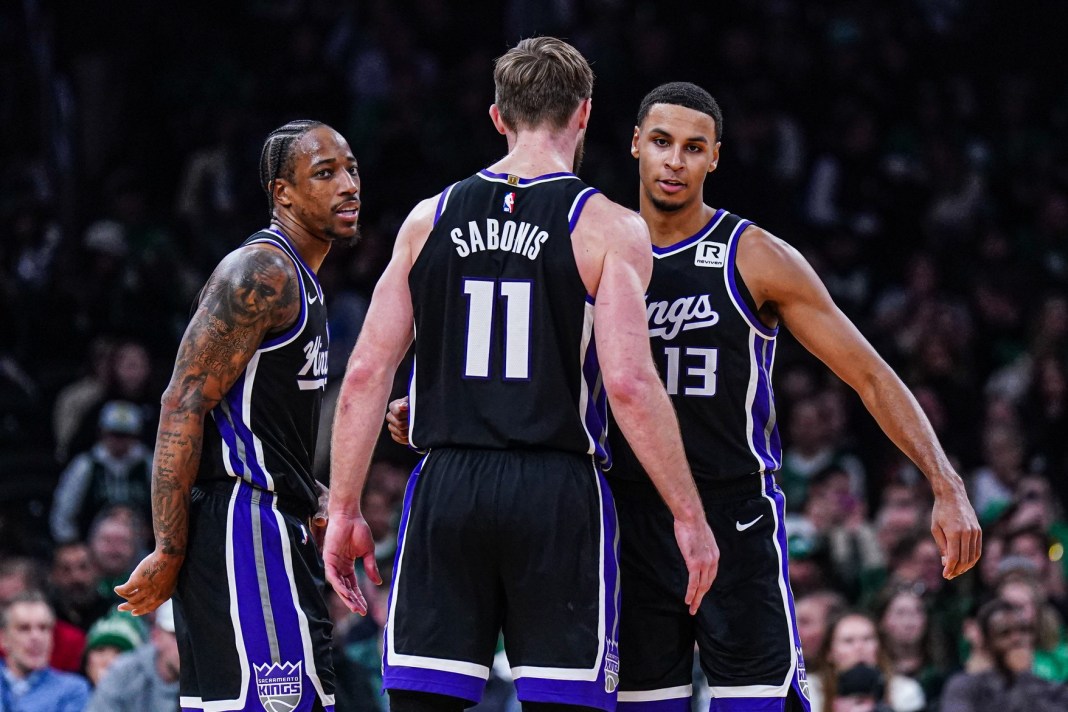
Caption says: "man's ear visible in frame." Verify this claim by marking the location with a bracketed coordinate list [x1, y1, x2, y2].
[489, 104, 508, 136]
[273, 178, 292, 208]
[631, 127, 640, 158]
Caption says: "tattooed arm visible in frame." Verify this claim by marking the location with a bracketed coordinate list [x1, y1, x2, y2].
[116, 243, 301, 615]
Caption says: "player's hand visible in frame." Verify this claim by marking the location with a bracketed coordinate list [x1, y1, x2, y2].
[931, 481, 982, 579]
[115, 550, 184, 616]
[673, 516, 719, 615]
[311, 480, 330, 553]
[386, 397, 410, 445]
[322, 514, 382, 615]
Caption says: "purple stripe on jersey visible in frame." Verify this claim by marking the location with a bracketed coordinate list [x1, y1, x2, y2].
[767, 474, 813, 712]
[762, 342, 782, 470]
[514, 467, 619, 712]
[259, 500, 308, 685]
[568, 188, 600, 232]
[651, 209, 724, 256]
[708, 698, 786, 712]
[618, 698, 690, 712]
[384, 668, 487, 704]
[725, 220, 776, 338]
[382, 460, 489, 702]
[266, 228, 323, 292]
[224, 374, 273, 490]
[231, 484, 275, 697]
[213, 404, 249, 481]
[749, 339, 778, 473]
[478, 169, 576, 185]
[433, 183, 456, 226]
[581, 339, 610, 467]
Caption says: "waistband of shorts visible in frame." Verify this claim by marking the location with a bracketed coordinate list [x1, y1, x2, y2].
[193, 480, 314, 520]
[608, 472, 774, 500]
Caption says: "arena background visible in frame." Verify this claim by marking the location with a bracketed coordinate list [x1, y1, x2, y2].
[2, 1, 1067, 710]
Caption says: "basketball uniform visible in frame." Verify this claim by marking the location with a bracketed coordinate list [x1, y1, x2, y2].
[176, 228, 335, 712]
[608, 211, 811, 712]
[385, 170, 620, 711]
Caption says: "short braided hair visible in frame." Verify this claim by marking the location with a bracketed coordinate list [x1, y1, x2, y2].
[259, 120, 325, 214]
[636, 82, 723, 143]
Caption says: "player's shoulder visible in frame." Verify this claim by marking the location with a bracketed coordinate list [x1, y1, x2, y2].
[574, 193, 648, 239]
[737, 222, 799, 264]
[217, 239, 299, 285]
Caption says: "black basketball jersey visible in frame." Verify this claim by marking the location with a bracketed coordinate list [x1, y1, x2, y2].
[196, 228, 329, 516]
[608, 210, 781, 484]
[407, 169, 610, 465]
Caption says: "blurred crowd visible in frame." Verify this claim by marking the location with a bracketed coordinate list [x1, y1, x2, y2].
[1, 1, 1066, 710]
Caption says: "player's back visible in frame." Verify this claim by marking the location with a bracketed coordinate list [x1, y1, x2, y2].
[407, 169, 608, 464]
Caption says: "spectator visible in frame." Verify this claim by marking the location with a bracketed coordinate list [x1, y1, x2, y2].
[50, 401, 153, 545]
[810, 610, 925, 712]
[81, 612, 144, 686]
[86, 598, 178, 712]
[86, 507, 144, 602]
[874, 583, 952, 702]
[940, 598, 1068, 712]
[833, 663, 894, 712]
[796, 589, 848, 672]
[796, 464, 885, 601]
[969, 421, 1029, 524]
[995, 565, 1068, 682]
[49, 541, 110, 631]
[0, 557, 86, 674]
[52, 336, 115, 463]
[0, 591, 91, 712]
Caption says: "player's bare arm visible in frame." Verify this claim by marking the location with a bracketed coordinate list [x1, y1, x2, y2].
[116, 244, 301, 615]
[577, 196, 720, 614]
[324, 195, 434, 615]
[736, 226, 981, 579]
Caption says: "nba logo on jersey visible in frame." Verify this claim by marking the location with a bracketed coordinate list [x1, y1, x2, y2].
[503, 191, 516, 213]
[255, 661, 303, 712]
[694, 241, 726, 268]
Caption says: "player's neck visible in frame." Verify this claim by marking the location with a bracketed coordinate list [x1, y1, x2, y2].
[489, 129, 578, 177]
[269, 216, 330, 272]
[640, 197, 719, 249]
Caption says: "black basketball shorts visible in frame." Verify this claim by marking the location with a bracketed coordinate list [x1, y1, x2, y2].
[175, 481, 335, 712]
[383, 448, 621, 711]
[612, 474, 811, 712]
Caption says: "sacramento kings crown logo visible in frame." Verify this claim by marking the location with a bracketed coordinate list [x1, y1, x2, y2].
[254, 660, 303, 712]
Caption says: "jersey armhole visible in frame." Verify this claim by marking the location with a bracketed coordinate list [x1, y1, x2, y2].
[567, 187, 600, 233]
[726, 221, 777, 338]
[433, 182, 459, 226]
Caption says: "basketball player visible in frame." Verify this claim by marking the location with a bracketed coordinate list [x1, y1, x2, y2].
[324, 38, 718, 712]
[388, 82, 982, 712]
[115, 120, 361, 712]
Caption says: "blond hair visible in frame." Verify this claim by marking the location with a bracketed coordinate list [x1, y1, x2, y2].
[493, 37, 594, 132]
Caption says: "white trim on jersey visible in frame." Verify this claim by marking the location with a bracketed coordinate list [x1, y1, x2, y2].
[243, 353, 275, 491]
[576, 301, 597, 457]
[707, 476, 800, 701]
[618, 684, 694, 702]
[407, 324, 420, 451]
[437, 182, 458, 219]
[721, 220, 775, 341]
[650, 209, 728, 259]
[385, 454, 491, 680]
[271, 498, 335, 708]
[708, 683, 790, 698]
[179, 481, 253, 712]
[247, 237, 312, 354]
[510, 459, 608, 683]
[742, 331, 766, 475]
[568, 187, 599, 225]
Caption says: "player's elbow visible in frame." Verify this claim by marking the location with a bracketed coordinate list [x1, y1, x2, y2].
[602, 365, 662, 408]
